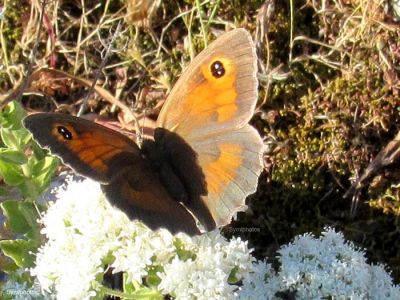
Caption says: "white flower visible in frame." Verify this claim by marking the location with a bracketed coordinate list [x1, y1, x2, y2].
[276, 228, 400, 300]
[31, 178, 116, 299]
[30, 178, 256, 299]
[236, 260, 278, 299]
[28, 178, 400, 299]
[158, 231, 255, 299]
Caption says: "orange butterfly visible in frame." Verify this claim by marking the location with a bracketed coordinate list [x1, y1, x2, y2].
[23, 28, 264, 235]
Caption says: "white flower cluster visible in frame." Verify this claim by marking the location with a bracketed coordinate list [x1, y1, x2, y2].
[30, 178, 260, 299]
[28, 178, 400, 300]
[275, 230, 400, 299]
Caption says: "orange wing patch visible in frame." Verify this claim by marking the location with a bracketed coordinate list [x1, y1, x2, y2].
[186, 57, 237, 123]
[204, 143, 243, 195]
[51, 124, 126, 173]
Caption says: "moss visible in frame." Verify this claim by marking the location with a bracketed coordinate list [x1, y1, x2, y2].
[370, 184, 400, 215]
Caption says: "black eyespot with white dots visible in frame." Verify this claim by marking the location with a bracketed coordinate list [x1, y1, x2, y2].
[57, 126, 73, 140]
[210, 60, 225, 78]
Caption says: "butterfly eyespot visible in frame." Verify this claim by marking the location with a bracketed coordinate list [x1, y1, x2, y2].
[57, 126, 73, 140]
[210, 60, 225, 78]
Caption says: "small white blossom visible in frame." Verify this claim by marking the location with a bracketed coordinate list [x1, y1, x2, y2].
[276, 228, 400, 300]
[158, 232, 255, 299]
[27, 178, 400, 299]
[30, 178, 255, 299]
[31, 179, 116, 299]
[236, 260, 278, 299]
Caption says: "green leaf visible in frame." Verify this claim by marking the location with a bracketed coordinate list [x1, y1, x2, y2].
[32, 156, 59, 192]
[0, 127, 31, 151]
[31, 156, 59, 176]
[0, 186, 8, 196]
[0, 239, 36, 268]
[98, 277, 163, 300]
[123, 274, 136, 294]
[18, 202, 41, 238]
[145, 265, 163, 287]
[16, 179, 40, 199]
[0, 257, 18, 274]
[173, 238, 196, 261]
[103, 286, 163, 300]
[0, 200, 31, 234]
[0, 200, 39, 239]
[0, 149, 27, 165]
[228, 266, 240, 284]
[128, 287, 163, 300]
[0, 160, 24, 186]
[0, 101, 26, 129]
[30, 141, 49, 160]
[20, 129, 32, 146]
[18, 155, 59, 198]
[1, 128, 20, 149]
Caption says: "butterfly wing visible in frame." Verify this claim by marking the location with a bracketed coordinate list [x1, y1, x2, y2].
[102, 162, 200, 235]
[190, 125, 263, 227]
[24, 113, 140, 184]
[156, 29, 264, 229]
[24, 113, 200, 235]
[157, 28, 258, 138]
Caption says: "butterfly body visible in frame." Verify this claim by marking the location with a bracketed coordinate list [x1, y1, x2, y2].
[24, 28, 264, 235]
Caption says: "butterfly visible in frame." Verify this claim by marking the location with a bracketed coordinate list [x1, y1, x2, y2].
[23, 28, 264, 236]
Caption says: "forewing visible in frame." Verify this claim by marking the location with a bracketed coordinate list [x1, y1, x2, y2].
[156, 28, 258, 139]
[23, 113, 141, 184]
